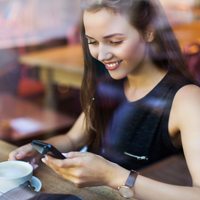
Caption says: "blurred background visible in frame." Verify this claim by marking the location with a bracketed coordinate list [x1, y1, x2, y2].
[0, 0, 200, 146]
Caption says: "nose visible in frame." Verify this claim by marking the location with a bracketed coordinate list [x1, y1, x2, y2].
[98, 44, 112, 61]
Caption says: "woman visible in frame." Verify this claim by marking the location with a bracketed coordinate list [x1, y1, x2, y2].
[9, 0, 200, 199]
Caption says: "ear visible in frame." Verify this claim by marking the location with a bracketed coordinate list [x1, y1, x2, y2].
[144, 28, 155, 42]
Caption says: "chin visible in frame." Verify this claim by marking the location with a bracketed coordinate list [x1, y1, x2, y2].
[109, 72, 127, 80]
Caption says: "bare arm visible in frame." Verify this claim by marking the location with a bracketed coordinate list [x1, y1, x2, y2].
[40, 85, 200, 200]
[45, 112, 88, 152]
[125, 85, 200, 200]
[9, 112, 88, 160]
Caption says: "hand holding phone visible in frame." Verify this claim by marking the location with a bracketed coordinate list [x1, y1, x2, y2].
[31, 140, 66, 159]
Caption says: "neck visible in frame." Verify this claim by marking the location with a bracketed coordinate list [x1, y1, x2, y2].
[127, 61, 167, 89]
[125, 61, 167, 101]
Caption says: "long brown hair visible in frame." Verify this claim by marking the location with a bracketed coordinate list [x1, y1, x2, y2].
[80, 0, 192, 151]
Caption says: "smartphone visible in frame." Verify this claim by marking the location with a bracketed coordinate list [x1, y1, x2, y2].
[31, 140, 66, 159]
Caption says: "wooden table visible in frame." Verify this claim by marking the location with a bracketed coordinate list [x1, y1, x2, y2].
[0, 94, 74, 145]
[19, 44, 83, 107]
[0, 140, 133, 200]
[0, 140, 192, 200]
[19, 44, 83, 88]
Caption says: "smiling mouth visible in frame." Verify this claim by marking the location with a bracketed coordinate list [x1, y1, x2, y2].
[104, 60, 122, 71]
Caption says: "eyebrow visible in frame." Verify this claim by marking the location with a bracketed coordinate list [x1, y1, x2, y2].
[85, 33, 125, 39]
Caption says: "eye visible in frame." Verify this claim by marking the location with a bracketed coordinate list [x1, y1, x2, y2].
[87, 39, 98, 45]
[109, 40, 123, 45]
[88, 41, 98, 45]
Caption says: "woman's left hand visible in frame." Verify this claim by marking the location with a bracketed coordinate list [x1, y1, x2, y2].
[42, 151, 129, 188]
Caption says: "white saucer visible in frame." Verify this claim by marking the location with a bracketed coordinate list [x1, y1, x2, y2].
[29, 176, 42, 192]
[0, 176, 42, 197]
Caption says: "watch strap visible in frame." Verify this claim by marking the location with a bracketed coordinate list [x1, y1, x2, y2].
[118, 170, 139, 198]
[125, 170, 139, 188]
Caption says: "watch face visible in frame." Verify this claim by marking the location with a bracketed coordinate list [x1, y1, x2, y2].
[118, 186, 134, 198]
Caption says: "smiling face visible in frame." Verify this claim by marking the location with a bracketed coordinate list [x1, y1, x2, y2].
[83, 8, 147, 80]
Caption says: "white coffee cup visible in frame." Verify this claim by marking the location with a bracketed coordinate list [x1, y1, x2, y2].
[0, 160, 33, 193]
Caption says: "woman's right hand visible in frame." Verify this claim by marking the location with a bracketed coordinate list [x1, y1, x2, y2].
[8, 143, 41, 169]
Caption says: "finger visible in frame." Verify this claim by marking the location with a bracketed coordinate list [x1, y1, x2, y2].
[66, 151, 88, 158]
[41, 157, 86, 187]
[55, 167, 76, 178]
[41, 155, 64, 170]
[41, 156, 78, 175]
[29, 158, 39, 170]
[51, 167, 77, 183]
[42, 155, 80, 168]
[62, 153, 68, 158]
[9, 150, 27, 160]
[41, 157, 76, 179]
[43, 159, 59, 171]
[9, 144, 33, 160]
[8, 152, 19, 160]
[53, 167, 84, 187]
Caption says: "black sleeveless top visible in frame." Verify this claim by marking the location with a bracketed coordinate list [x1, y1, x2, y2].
[96, 71, 193, 170]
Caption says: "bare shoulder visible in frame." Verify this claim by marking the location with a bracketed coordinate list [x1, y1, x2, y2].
[170, 84, 200, 133]
[172, 84, 200, 187]
[173, 84, 200, 108]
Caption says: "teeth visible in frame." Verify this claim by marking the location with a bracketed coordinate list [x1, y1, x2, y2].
[107, 61, 120, 67]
